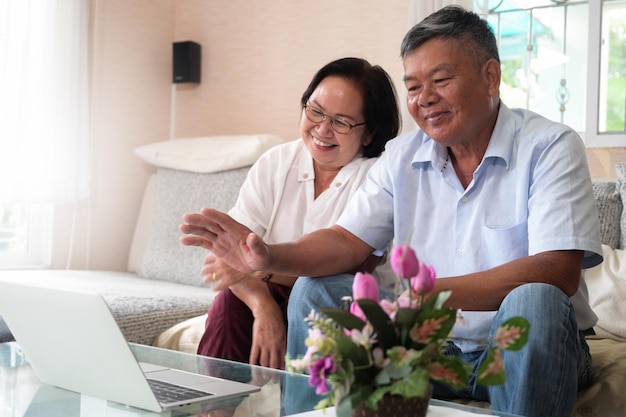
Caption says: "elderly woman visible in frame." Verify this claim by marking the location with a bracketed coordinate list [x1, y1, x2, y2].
[182, 57, 400, 369]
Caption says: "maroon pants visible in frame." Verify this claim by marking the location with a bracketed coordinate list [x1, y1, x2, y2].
[196, 282, 291, 364]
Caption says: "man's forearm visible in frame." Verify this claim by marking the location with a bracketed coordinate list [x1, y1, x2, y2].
[267, 226, 373, 277]
[436, 250, 583, 311]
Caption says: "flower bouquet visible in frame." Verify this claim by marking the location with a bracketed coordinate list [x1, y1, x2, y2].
[288, 244, 530, 416]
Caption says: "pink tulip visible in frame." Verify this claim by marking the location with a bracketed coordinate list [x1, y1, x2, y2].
[351, 272, 379, 321]
[410, 262, 436, 295]
[352, 272, 379, 301]
[350, 300, 367, 321]
[390, 245, 420, 279]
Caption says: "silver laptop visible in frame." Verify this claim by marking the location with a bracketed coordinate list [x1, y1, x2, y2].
[0, 278, 260, 413]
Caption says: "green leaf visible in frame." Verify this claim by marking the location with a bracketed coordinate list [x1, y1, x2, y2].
[320, 308, 366, 331]
[429, 356, 471, 390]
[411, 308, 457, 344]
[335, 396, 352, 417]
[377, 361, 412, 381]
[394, 306, 419, 329]
[476, 348, 506, 385]
[420, 289, 451, 311]
[337, 385, 372, 414]
[368, 368, 430, 408]
[388, 366, 431, 397]
[334, 334, 370, 365]
[394, 307, 419, 345]
[357, 299, 400, 349]
[368, 386, 394, 409]
[495, 317, 530, 351]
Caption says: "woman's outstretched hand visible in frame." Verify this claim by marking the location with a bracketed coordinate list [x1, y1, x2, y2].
[179, 208, 271, 273]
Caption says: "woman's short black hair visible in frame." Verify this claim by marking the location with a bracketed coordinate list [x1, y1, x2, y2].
[300, 57, 400, 158]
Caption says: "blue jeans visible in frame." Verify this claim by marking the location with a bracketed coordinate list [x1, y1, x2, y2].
[286, 275, 593, 417]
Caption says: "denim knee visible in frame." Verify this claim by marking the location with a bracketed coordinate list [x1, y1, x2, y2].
[287, 274, 354, 359]
[498, 282, 572, 329]
[287, 276, 315, 317]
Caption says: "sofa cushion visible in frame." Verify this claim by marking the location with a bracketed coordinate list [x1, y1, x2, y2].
[139, 167, 248, 287]
[134, 135, 284, 174]
[614, 163, 626, 249]
[584, 244, 626, 341]
[128, 174, 157, 273]
[154, 313, 207, 353]
[592, 180, 622, 249]
[574, 338, 626, 417]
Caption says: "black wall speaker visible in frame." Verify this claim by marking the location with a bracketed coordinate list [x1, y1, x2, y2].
[173, 41, 201, 84]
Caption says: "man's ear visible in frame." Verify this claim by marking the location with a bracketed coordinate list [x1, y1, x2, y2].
[484, 58, 501, 97]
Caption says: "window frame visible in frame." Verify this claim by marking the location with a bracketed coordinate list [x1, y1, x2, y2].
[585, 0, 626, 147]
[476, 0, 626, 147]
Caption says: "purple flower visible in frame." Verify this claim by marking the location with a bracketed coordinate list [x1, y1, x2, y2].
[410, 262, 436, 295]
[390, 245, 420, 279]
[308, 355, 336, 395]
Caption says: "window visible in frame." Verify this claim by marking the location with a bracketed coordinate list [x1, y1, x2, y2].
[0, 203, 51, 268]
[474, 0, 626, 147]
[588, 0, 626, 146]
[0, 0, 90, 268]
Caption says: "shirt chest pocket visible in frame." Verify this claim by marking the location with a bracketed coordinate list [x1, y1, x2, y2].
[481, 221, 529, 269]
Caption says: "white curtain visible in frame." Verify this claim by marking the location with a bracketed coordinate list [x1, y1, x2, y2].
[401, 0, 474, 133]
[0, 0, 90, 203]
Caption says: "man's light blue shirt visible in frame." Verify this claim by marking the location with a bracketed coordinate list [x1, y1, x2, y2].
[337, 104, 602, 351]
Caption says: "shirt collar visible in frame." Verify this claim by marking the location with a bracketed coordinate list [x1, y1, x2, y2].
[485, 102, 514, 169]
[411, 103, 515, 171]
[297, 145, 363, 192]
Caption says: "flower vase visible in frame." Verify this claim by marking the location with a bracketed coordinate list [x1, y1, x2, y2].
[352, 394, 430, 417]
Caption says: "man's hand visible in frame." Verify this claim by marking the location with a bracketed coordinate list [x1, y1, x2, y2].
[180, 208, 271, 273]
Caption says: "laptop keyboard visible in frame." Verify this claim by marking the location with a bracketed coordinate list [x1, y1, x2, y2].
[147, 379, 213, 404]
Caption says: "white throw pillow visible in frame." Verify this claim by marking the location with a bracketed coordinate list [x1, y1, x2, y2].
[134, 134, 285, 173]
[584, 244, 626, 341]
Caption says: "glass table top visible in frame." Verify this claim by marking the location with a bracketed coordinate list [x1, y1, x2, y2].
[0, 342, 522, 417]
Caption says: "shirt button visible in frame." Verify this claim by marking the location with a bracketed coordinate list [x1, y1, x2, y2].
[462, 197, 468, 202]
[334, 182, 342, 188]
[303, 173, 309, 179]
[458, 247, 465, 253]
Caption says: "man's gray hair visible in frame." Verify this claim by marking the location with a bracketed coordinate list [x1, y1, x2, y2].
[400, 5, 500, 64]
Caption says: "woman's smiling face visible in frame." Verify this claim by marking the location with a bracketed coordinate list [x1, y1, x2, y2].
[300, 75, 371, 171]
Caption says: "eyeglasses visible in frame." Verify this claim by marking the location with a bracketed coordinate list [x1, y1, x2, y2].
[303, 105, 366, 134]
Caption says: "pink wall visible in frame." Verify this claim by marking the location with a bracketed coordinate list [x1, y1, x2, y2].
[172, 0, 411, 140]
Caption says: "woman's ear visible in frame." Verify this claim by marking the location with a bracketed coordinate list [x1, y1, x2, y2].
[362, 130, 375, 147]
